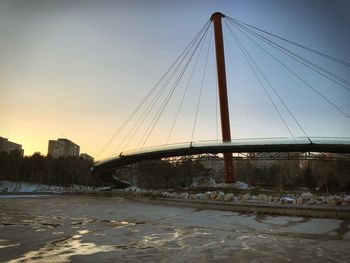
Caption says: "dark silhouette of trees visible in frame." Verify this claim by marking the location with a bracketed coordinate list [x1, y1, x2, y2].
[0, 152, 96, 186]
[301, 159, 350, 192]
[133, 156, 350, 191]
[0, 150, 22, 181]
[136, 158, 209, 189]
[0, 150, 349, 191]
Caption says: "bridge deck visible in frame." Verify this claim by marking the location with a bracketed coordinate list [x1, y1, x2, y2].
[91, 138, 350, 177]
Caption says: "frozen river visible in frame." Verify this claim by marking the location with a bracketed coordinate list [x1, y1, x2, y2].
[0, 195, 349, 262]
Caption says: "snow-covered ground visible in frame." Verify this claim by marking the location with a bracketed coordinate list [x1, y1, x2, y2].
[213, 181, 250, 189]
[0, 180, 97, 193]
[120, 186, 350, 206]
[0, 179, 250, 194]
[191, 179, 250, 189]
[2, 180, 349, 207]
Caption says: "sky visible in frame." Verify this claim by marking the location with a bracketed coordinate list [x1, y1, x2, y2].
[1, 0, 349, 159]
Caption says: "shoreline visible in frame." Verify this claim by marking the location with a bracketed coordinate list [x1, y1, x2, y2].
[65, 191, 350, 219]
[1, 191, 349, 218]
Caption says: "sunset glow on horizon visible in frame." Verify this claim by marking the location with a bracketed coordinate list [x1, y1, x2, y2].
[1, 0, 349, 159]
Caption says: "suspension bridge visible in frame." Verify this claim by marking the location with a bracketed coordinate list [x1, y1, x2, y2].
[92, 12, 350, 183]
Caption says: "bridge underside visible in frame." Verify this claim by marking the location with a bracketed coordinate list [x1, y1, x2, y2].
[91, 141, 350, 180]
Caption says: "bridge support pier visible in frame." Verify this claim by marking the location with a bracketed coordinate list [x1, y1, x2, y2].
[211, 12, 235, 183]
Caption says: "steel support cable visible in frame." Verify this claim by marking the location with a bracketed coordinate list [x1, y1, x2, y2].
[191, 26, 213, 143]
[119, 21, 211, 152]
[226, 19, 350, 92]
[226, 19, 350, 119]
[139, 25, 211, 149]
[137, 24, 211, 150]
[166, 27, 212, 144]
[226, 16, 350, 68]
[120, 54, 191, 152]
[226, 19, 350, 118]
[97, 20, 211, 158]
[139, 23, 212, 149]
[138, 50, 200, 150]
[228, 23, 311, 140]
[226, 18, 350, 92]
[226, 17, 350, 87]
[119, 68, 176, 152]
[224, 21, 296, 139]
[117, 21, 212, 152]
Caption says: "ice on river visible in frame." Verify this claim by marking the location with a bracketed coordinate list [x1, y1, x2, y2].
[0, 195, 349, 262]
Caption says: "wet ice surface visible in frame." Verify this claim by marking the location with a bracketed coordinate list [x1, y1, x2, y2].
[0, 196, 349, 262]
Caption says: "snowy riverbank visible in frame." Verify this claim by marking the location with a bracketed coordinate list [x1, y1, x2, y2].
[118, 186, 350, 206]
[0, 180, 97, 193]
[2, 180, 349, 207]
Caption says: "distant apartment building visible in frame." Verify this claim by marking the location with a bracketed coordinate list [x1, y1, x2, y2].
[80, 153, 94, 163]
[0, 137, 24, 156]
[48, 138, 80, 158]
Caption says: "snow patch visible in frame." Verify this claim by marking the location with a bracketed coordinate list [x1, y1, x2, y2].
[0, 180, 95, 193]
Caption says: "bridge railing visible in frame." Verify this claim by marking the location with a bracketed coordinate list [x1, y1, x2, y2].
[96, 137, 350, 164]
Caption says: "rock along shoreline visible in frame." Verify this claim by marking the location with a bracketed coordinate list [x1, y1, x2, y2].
[65, 187, 350, 219]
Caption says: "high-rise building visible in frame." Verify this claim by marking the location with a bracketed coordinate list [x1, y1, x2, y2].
[0, 137, 24, 156]
[48, 138, 80, 158]
[80, 153, 94, 163]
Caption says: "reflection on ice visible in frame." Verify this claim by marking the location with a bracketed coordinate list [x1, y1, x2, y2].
[8, 231, 116, 263]
[1, 196, 349, 262]
[78, 230, 90, 235]
[280, 218, 343, 235]
[0, 239, 19, 249]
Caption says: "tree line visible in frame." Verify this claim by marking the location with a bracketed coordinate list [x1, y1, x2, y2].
[0, 151, 99, 187]
[1, 150, 349, 192]
[122, 155, 350, 192]
[233, 159, 350, 192]
[134, 158, 210, 189]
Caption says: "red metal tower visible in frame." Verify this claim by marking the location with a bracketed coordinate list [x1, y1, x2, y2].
[211, 12, 235, 183]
